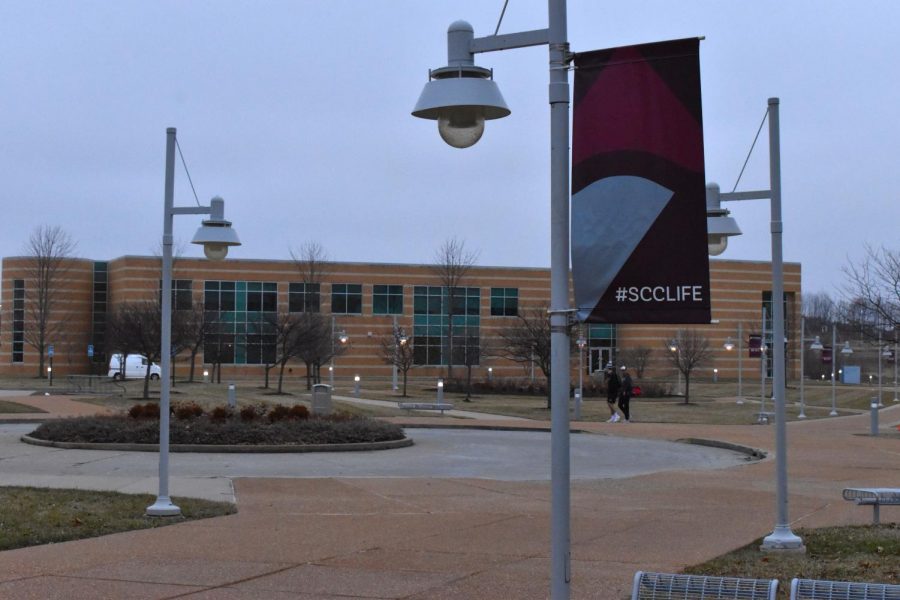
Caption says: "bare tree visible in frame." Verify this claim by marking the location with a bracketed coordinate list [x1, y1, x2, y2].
[22, 226, 76, 377]
[378, 327, 415, 397]
[665, 329, 713, 404]
[431, 237, 479, 379]
[107, 300, 186, 399]
[290, 241, 329, 287]
[842, 245, 899, 341]
[494, 306, 557, 408]
[618, 347, 653, 379]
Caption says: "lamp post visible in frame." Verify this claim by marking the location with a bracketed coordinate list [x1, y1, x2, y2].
[877, 330, 888, 407]
[330, 316, 348, 389]
[706, 99, 803, 551]
[148, 127, 241, 517]
[576, 334, 586, 420]
[669, 339, 682, 396]
[392, 316, 400, 392]
[413, 9, 572, 596]
[724, 323, 744, 403]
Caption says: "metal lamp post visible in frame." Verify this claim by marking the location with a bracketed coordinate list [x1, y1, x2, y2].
[412, 6, 572, 595]
[669, 339, 682, 396]
[148, 127, 241, 517]
[330, 316, 348, 389]
[706, 99, 803, 551]
[576, 334, 586, 420]
[723, 323, 744, 403]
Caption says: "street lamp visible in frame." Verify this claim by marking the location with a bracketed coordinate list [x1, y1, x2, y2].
[576, 334, 587, 420]
[723, 322, 744, 403]
[413, 9, 573, 596]
[705, 99, 803, 551]
[828, 324, 853, 417]
[148, 128, 241, 517]
[330, 316, 349, 388]
[669, 339, 682, 396]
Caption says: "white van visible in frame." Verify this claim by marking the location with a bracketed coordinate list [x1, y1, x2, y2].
[108, 354, 162, 380]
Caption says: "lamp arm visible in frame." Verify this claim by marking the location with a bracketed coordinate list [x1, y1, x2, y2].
[470, 28, 549, 54]
[720, 190, 772, 202]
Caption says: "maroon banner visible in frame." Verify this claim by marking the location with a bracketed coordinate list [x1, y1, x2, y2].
[571, 38, 710, 324]
[821, 346, 833, 364]
[748, 334, 762, 358]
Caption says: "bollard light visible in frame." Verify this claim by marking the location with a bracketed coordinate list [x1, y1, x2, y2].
[353, 375, 361, 398]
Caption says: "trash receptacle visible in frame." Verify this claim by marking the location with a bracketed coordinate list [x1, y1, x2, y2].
[312, 383, 333, 415]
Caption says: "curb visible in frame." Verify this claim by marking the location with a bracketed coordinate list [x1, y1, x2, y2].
[676, 437, 767, 461]
[20, 434, 414, 454]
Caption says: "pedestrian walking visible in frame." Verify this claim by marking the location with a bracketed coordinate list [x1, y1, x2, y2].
[618, 365, 633, 423]
[604, 363, 621, 422]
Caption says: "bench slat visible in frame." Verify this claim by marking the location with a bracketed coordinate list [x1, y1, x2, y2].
[633, 571, 778, 600]
[791, 578, 900, 600]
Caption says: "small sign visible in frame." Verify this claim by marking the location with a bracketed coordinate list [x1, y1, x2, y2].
[48, 345, 54, 358]
[87, 344, 94, 357]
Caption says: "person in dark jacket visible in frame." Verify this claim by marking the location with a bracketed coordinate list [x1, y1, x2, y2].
[618, 365, 633, 423]
[604, 363, 621, 423]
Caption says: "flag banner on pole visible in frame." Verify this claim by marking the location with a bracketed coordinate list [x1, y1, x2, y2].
[572, 38, 711, 324]
[749, 334, 763, 358]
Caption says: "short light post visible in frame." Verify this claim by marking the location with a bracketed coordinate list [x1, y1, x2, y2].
[487, 366, 493, 382]
[713, 368, 718, 383]
[148, 127, 241, 518]
[412, 9, 573, 595]
[353, 375, 361, 398]
[706, 99, 803, 550]
[437, 379, 444, 404]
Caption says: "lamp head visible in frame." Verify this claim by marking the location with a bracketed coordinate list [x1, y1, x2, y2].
[706, 183, 742, 256]
[810, 336, 824, 351]
[723, 337, 734, 351]
[412, 21, 510, 148]
[191, 197, 241, 261]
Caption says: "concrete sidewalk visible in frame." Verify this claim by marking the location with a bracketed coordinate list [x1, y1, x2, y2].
[0, 395, 897, 598]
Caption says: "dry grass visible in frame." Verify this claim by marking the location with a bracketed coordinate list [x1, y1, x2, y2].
[684, 524, 900, 597]
[0, 486, 235, 552]
[0, 400, 45, 413]
[0, 374, 895, 425]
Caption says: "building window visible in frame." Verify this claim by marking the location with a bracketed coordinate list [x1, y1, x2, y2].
[12, 279, 25, 363]
[331, 283, 362, 314]
[160, 279, 193, 311]
[288, 282, 320, 313]
[203, 281, 277, 364]
[91, 262, 108, 365]
[413, 285, 480, 366]
[373, 284, 403, 315]
[490, 287, 518, 316]
[587, 323, 616, 373]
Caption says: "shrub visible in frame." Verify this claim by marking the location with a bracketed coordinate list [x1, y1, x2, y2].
[288, 405, 309, 420]
[128, 402, 159, 420]
[209, 406, 233, 423]
[268, 404, 292, 423]
[173, 402, 204, 420]
[239, 405, 258, 422]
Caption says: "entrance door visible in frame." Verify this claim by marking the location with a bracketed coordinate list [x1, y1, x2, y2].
[589, 348, 613, 374]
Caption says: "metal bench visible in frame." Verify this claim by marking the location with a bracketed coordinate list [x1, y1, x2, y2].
[791, 577, 900, 599]
[65, 374, 125, 396]
[632, 571, 778, 600]
[842, 488, 900, 524]
[397, 402, 454, 415]
[755, 411, 776, 424]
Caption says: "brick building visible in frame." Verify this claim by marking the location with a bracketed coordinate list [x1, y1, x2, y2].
[1, 255, 801, 385]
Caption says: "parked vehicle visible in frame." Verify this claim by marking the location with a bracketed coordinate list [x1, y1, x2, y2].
[108, 354, 161, 380]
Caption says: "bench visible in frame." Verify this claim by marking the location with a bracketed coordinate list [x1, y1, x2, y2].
[842, 488, 900, 524]
[791, 577, 900, 599]
[632, 571, 778, 600]
[755, 411, 775, 424]
[397, 402, 454, 415]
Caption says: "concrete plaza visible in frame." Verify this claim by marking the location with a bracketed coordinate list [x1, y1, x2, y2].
[0, 392, 897, 599]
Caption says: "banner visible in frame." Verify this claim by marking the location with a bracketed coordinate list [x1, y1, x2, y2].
[748, 335, 762, 358]
[821, 346, 833, 364]
[572, 38, 710, 324]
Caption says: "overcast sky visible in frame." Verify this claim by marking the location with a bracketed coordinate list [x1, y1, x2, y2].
[2, 1, 897, 297]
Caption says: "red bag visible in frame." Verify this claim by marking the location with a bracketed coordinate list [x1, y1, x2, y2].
[632, 386, 642, 397]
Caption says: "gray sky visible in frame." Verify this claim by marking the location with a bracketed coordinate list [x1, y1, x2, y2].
[2, 1, 897, 297]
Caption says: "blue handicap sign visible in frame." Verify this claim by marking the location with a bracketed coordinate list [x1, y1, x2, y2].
[48, 345, 54, 357]
[88, 344, 94, 357]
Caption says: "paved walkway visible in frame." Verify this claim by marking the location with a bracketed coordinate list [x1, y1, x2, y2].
[0, 393, 897, 599]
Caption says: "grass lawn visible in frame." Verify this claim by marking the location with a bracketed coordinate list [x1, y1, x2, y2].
[0, 374, 892, 425]
[684, 524, 900, 597]
[0, 400, 45, 413]
[0, 486, 235, 552]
